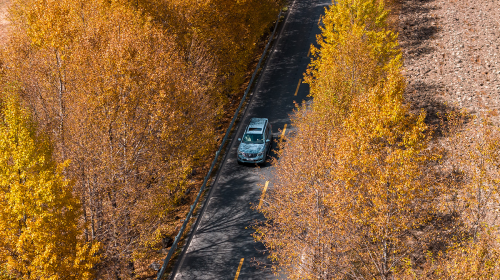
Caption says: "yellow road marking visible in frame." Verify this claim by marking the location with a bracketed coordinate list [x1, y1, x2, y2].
[258, 181, 269, 209]
[307, 45, 311, 57]
[234, 258, 244, 280]
[281, 124, 287, 137]
[294, 79, 302, 96]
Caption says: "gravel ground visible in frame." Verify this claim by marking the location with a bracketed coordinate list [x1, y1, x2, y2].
[399, 0, 500, 231]
[399, 0, 500, 124]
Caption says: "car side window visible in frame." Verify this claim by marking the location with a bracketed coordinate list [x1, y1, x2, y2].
[243, 134, 252, 142]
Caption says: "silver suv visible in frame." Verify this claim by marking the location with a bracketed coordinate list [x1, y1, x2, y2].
[237, 118, 273, 165]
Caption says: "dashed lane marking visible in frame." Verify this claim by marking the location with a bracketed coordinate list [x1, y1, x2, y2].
[294, 79, 302, 96]
[258, 181, 269, 210]
[234, 258, 244, 280]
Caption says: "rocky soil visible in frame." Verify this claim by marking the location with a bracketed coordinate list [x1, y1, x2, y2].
[399, 0, 500, 232]
[399, 0, 500, 124]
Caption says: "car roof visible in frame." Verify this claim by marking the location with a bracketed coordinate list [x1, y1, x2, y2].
[245, 118, 268, 134]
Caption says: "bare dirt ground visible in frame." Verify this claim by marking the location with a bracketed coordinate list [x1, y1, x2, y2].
[399, 0, 500, 124]
[398, 0, 500, 240]
[0, 0, 9, 44]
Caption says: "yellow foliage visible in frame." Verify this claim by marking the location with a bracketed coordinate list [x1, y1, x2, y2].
[3, 0, 285, 277]
[255, 0, 440, 279]
[128, 0, 283, 106]
[400, 228, 500, 280]
[441, 113, 500, 233]
[0, 93, 100, 279]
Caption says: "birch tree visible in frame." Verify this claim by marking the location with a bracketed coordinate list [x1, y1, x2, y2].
[0, 93, 99, 280]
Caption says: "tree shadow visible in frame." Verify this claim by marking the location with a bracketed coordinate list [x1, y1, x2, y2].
[407, 211, 473, 270]
[398, 0, 440, 60]
[404, 80, 457, 139]
[398, 0, 451, 136]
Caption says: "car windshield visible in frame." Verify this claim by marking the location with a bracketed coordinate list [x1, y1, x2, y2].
[242, 133, 264, 144]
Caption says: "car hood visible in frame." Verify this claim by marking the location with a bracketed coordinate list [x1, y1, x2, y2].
[238, 143, 264, 154]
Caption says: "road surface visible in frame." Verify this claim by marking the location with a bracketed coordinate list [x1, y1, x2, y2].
[171, 0, 331, 278]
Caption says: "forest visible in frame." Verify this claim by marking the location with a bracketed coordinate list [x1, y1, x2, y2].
[0, 0, 284, 278]
[2, 0, 500, 279]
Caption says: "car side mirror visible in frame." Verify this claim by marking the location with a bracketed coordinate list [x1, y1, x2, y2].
[238, 138, 241, 142]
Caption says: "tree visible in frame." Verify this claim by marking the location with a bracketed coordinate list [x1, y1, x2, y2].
[401, 227, 500, 280]
[398, 112, 500, 280]
[443, 113, 500, 237]
[254, 1, 441, 279]
[125, 0, 284, 107]
[3, 0, 285, 277]
[0, 92, 99, 279]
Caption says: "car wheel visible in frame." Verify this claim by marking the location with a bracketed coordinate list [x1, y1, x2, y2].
[237, 160, 243, 165]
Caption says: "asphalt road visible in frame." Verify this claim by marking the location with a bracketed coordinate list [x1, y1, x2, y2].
[171, 0, 332, 279]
